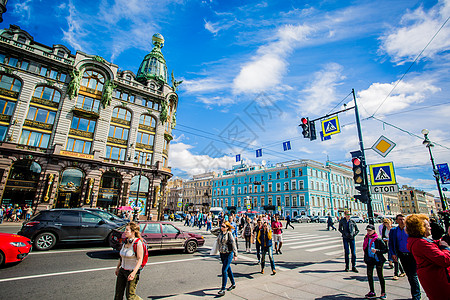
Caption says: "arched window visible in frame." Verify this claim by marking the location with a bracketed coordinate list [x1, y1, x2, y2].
[33, 86, 61, 103]
[139, 114, 156, 127]
[0, 74, 22, 92]
[81, 70, 104, 91]
[112, 107, 131, 121]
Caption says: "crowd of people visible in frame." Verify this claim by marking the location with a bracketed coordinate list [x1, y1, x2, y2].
[0, 204, 33, 223]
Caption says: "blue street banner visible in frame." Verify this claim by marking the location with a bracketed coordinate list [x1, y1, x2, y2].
[236, 154, 241, 162]
[283, 141, 291, 151]
[437, 163, 450, 184]
[256, 149, 262, 157]
[320, 131, 331, 141]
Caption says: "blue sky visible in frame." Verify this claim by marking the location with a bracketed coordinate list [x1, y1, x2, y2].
[5, 0, 450, 197]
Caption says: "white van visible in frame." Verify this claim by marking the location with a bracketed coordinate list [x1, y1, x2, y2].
[209, 207, 223, 225]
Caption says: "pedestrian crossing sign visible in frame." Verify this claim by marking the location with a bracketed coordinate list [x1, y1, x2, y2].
[321, 116, 340, 137]
[369, 162, 396, 185]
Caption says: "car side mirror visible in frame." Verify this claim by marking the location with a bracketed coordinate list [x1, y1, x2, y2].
[98, 220, 106, 225]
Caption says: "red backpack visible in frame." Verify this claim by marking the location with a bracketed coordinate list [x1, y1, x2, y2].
[132, 238, 149, 269]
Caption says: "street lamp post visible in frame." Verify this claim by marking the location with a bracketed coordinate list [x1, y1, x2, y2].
[133, 152, 149, 221]
[421, 129, 447, 211]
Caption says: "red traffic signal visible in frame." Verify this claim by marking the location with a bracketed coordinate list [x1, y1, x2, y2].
[301, 117, 308, 125]
[352, 157, 361, 166]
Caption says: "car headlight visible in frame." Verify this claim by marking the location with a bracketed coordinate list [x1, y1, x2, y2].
[10, 242, 27, 247]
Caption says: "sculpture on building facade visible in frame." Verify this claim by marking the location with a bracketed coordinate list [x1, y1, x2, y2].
[171, 112, 177, 129]
[160, 99, 169, 124]
[171, 71, 183, 92]
[101, 80, 116, 108]
[67, 69, 82, 100]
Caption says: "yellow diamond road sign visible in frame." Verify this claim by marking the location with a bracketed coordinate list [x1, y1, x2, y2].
[371, 135, 396, 157]
[369, 162, 396, 186]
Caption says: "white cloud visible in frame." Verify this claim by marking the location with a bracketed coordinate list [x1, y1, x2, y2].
[380, 0, 450, 64]
[12, 0, 32, 24]
[169, 142, 235, 177]
[233, 24, 313, 94]
[356, 78, 440, 117]
[61, 1, 88, 52]
[298, 63, 345, 114]
[197, 96, 236, 107]
[183, 78, 229, 93]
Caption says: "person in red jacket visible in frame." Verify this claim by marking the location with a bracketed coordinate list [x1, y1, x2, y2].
[405, 214, 450, 300]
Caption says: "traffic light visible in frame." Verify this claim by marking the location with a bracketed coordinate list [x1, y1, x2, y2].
[309, 120, 317, 141]
[355, 185, 369, 203]
[300, 117, 310, 138]
[352, 156, 364, 184]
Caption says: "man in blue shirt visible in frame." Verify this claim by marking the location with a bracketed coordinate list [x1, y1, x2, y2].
[389, 214, 421, 300]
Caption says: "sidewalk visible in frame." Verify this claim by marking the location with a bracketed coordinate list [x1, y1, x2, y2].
[162, 256, 427, 299]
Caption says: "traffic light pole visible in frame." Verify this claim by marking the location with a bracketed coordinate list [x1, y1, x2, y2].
[352, 89, 374, 225]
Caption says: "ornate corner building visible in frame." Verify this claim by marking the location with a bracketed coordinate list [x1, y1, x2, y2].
[0, 25, 180, 219]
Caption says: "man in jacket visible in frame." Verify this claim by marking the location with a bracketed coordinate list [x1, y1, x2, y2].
[338, 211, 359, 272]
[388, 214, 421, 300]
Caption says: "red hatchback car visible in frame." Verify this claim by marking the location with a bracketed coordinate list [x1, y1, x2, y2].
[0, 233, 32, 265]
[109, 221, 205, 254]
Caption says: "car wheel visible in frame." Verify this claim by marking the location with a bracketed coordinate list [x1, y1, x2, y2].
[0, 251, 4, 265]
[185, 240, 197, 254]
[34, 232, 57, 251]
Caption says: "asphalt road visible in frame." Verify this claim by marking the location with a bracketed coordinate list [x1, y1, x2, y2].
[0, 221, 369, 299]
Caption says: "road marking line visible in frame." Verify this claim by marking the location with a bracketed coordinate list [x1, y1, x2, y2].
[306, 239, 364, 252]
[284, 236, 341, 246]
[0, 257, 207, 283]
[282, 234, 321, 241]
[29, 248, 112, 255]
[283, 235, 330, 244]
[289, 238, 343, 249]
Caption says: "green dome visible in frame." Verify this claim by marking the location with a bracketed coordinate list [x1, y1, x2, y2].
[136, 33, 168, 83]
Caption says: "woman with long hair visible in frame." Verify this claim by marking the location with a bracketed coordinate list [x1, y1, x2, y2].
[257, 221, 276, 275]
[216, 221, 238, 296]
[406, 214, 450, 300]
[114, 222, 144, 300]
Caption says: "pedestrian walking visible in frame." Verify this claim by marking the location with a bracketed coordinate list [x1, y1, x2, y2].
[363, 224, 387, 299]
[406, 214, 450, 300]
[206, 213, 212, 231]
[327, 213, 336, 231]
[114, 222, 144, 300]
[258, 221, 276, 275]
[285, 213, 294, 229]
[253, 218, 263, 263]
[216, 221, 238, 296]
[25, 206, 33, 221]
[271, 215, 283, 254]
[242, 217, 253, 253]
[229, 215, 239, 250]
[388, 214, 421, 300]
[378, 218, 394, 270]
[338, 210, 359, 272]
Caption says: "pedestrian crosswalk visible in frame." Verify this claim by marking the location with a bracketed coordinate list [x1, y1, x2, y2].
[282, 231, 365, 257]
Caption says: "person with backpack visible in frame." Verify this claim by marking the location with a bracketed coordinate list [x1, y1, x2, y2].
[114, 222, 147, 300]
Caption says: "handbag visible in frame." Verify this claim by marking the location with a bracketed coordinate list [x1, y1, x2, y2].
[210, 240, 219, 255]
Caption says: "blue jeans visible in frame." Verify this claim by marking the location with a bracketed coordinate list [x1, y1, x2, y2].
[220, 252, 235, 289]
[206, 221, 212, 231]
[261, 246, 276, 271]
[398, 252, 421, 300]
[342, 238, 356, 268]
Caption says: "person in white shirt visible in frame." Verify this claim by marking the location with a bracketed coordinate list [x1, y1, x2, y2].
[114, 222, 143, 300]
